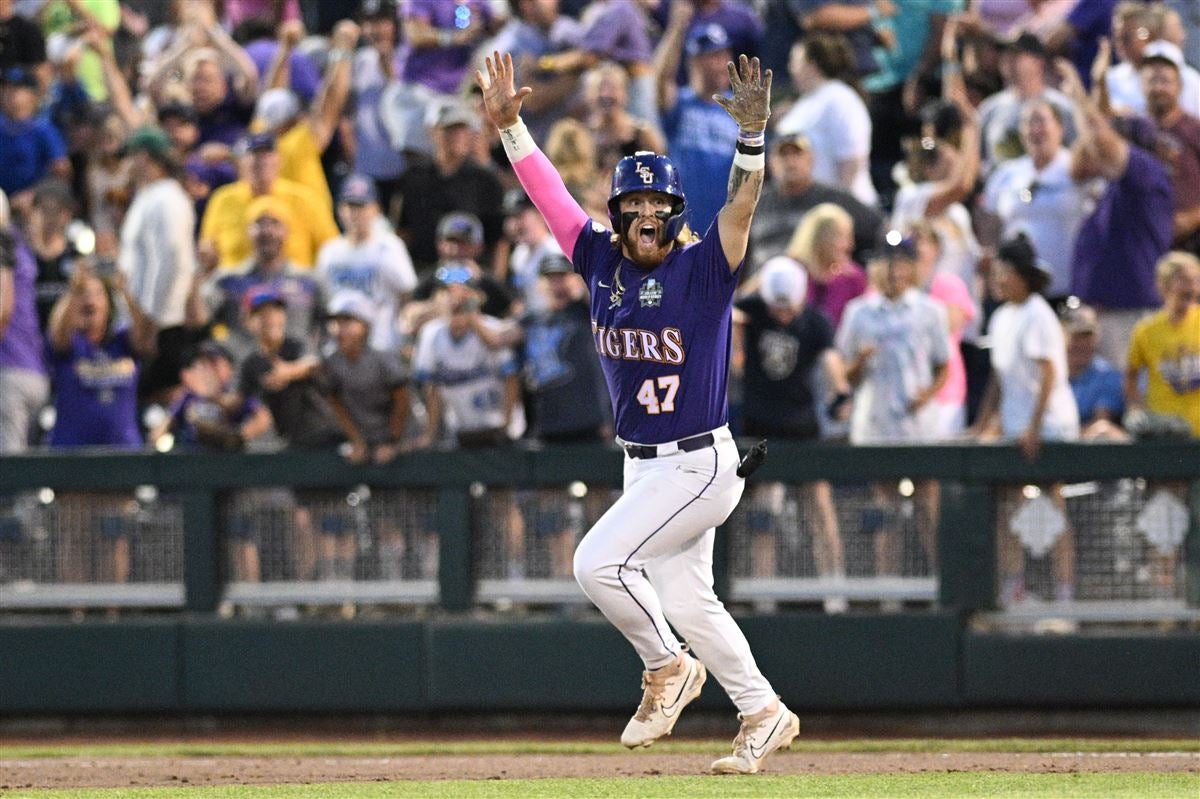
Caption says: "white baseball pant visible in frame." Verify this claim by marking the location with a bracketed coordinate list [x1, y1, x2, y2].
[573, 426, 776, 715]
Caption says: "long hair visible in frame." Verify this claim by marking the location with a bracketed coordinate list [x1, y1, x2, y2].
[787, 203, 853, 267]
[545, 119, 599, 189]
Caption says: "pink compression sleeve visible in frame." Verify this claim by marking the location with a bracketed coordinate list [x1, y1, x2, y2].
[511, 147, 591, 259]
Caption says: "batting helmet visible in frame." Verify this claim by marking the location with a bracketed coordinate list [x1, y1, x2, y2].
[608, 152, 687, 242]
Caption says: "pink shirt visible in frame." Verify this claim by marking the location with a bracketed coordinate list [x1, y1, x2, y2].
[807, 261, 867, 328]
[927, 272, 976, 405]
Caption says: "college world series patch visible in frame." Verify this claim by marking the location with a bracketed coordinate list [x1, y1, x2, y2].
[639, 278, 663, 308]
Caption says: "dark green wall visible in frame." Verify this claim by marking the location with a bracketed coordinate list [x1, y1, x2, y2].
[4, 617, 1198, 713]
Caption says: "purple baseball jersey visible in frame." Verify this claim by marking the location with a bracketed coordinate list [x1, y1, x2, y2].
[572, 219, 741, 445]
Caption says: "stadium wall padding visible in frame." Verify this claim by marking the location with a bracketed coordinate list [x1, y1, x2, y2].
[2, 618, 1199, 713]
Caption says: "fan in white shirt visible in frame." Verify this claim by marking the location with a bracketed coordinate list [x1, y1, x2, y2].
[981, 100, 1096, 300]
[315, 174, 417, 352]
[777, 35, 877, 207]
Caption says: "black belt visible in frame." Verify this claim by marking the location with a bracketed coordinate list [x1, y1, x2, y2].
[624, 432, 715, 460]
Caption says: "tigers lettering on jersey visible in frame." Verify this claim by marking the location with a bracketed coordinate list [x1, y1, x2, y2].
[591, 321, 686, 365]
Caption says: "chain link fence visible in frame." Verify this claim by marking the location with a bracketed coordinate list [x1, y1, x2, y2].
[0, 488, 184, 609]
[726, 480, 940, 612]
[218, 486, 440, 610]
[994, 479, 1191, 621]
[473, 483, 619, 607]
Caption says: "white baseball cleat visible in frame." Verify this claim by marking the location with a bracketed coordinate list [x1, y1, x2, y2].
[620, 651, 707, 749]
[710, 699, 800, 775]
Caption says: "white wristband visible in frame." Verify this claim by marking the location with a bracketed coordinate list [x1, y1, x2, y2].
[733, 151, 765, 171]
[499, 118, 535, 162]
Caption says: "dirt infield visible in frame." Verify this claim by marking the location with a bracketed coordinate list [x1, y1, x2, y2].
[4, 750, 1198, 789]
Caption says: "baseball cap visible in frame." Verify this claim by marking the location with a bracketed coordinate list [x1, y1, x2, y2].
[358, 0, 398, 20]
[759, 256, 808, 308]
[686, 23, 731, 58]
[246, 287, 287, 313]
[157, 101, 198, 125]
[254, 88, 301, 132]
[339, 173, 378, 205]
[869, 230, 918, 262]
[246, 196, 294, 227]
[327, 291, 375, 326]
[437, 211, 484, 245]
[1061, 303, 1099, 336]
[184, 340, 234, 367]
[427, 99, 481, 131]
[119, 125, 174, 162]
[773, 130, 811, 151]
[538, 253, 573, 276]
[1142, 40, 1185, 73]
[2, 66, 38, 89]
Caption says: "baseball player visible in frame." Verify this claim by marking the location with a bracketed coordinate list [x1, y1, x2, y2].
[477, 51, 798, 775]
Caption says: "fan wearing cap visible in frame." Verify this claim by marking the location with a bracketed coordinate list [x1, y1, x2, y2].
[978, 32, 1077, 171]
[836, 235, 950, 578]
[1061, 303, 1126, 441]
[315, 174, 416, 352]
[732, 256, 848, 605]
[407, 212, 513, 323]
[255, 20, 362, 214]
[478, 48, 803, 772]
[972, 233, 1080, 455]
[1105, 5, 1200, 118]
[394, 99, 504, 269]
[323, 291, 410, 465]
[150, 341, 271, 453]
[237, 287, 344, 450]
[653, 8, 739, 233]
[116, 125, 200, 402]
[750, 131, 883, 273]
[0, 67, 70, 200]
[1136, 40, 1200, 248]
[199, 131, 339, 270]
[976, 235, 1079, 604]
[1057, 55, 1174, 370]
[206, 196, 324, 360]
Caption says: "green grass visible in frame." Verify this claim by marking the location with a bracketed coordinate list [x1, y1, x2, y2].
[1, 774, 1197, 799]
[4, 737, 1199, 760]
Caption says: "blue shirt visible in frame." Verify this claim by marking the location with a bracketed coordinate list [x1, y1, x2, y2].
[0, 113, 66, 195]
[662, 87, 738, 235]
[1070, 355, 1125, 424]
[572, 217, 741, 444]
[865, 0, 963, 93]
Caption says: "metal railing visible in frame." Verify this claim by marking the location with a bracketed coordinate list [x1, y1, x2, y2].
[0, 441, 1197, 622]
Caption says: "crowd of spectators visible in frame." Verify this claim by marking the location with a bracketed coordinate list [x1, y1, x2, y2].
[1, 0, 1199, 598]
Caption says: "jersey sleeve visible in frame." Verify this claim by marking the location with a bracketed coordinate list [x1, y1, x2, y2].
[684, 219, 742, 308]
[571, 219, 614, 285]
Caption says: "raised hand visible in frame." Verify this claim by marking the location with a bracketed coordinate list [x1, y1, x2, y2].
[713, 55, 772, 134]
[1090, 37, 1112, 92]
[475, 51, 533, 129]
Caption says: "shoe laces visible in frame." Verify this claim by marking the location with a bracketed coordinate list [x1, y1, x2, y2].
[634, 671, 667, 722]
[729, 713, 751, 757]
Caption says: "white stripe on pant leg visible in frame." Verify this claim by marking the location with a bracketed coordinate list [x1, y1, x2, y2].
[649, 527, 776, 716]
[573, 448, 723, 670]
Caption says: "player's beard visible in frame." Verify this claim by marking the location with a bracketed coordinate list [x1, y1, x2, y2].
[622, 216, 672, 269]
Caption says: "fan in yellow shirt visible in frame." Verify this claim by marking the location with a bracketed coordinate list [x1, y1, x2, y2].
[198, 133, 338, 270]
[1126, 252, 1200, 436]
[248, 19, 362, 213]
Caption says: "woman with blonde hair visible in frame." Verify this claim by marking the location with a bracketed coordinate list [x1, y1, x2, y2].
[544, 118, 609, 221]
[580, 62, 665, 173]
[786, 203, 867, 327]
